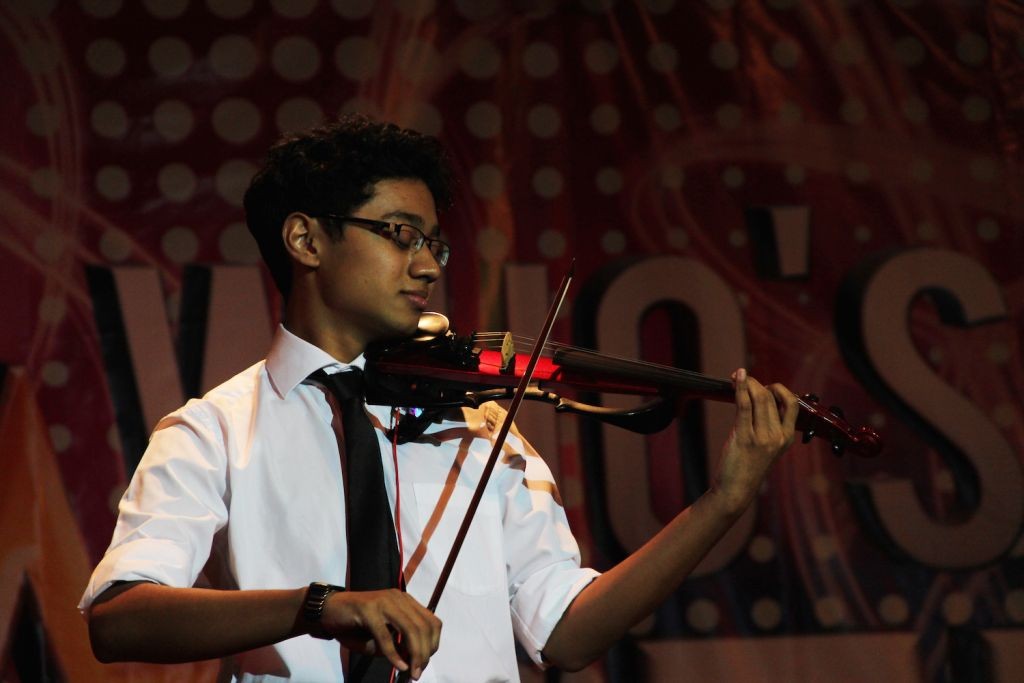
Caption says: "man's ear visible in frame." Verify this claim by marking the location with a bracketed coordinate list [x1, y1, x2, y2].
[282, 213, 319, 267]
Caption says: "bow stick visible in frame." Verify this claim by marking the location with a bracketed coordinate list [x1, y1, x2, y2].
[425, 259, 575, 613]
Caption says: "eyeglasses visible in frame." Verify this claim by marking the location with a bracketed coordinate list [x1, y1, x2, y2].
[320, 214, 450, 267]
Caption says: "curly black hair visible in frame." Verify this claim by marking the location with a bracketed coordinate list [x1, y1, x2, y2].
[243, 114, 455, 298]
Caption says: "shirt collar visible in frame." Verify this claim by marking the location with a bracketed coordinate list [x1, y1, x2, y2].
[265, 324, 366, 399]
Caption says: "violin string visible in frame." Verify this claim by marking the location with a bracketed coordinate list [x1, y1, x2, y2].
[469, 332, 731, 387]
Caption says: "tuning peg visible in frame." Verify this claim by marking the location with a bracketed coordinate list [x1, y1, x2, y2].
[802, 429, 815, 444]
[803, 393, 820, 404]
[828, 405, 845, 419]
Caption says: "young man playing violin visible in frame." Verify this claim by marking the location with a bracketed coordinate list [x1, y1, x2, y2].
[80, 115, 798, 681]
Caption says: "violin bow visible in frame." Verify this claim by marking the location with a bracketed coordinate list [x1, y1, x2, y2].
[424, 260, 575, 614]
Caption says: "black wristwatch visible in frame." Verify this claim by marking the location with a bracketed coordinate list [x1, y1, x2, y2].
[303, 582, 345, 638]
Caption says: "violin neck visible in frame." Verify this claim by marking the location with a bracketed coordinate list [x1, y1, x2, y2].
[553, 348, 735, 401]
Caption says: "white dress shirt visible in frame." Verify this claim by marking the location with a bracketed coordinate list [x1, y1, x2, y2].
[80, 325, 598, 682]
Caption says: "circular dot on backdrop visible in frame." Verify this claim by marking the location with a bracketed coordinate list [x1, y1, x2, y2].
[34, 229, 64, 262]
[527, 104, 561, 138]
[465, 101, 502, 139]
[398, 39, 442, 85]
[647, 42, 678, 72]
[845, 161, 871, 183]
[686, 599, 720, 633]
[893, 35, 926, 66]
[91, 101, 128, 139]
[523, 41, 559, 78]
[878, 594, 910, 625]
[916, 220, 938, 240]
[400, 101, 443, 137]
[157, 163, 198, 202]
[99, 229, 133, 261]
[710, 40, 739, 69]
[532, 167, 564, 199]
[19, 40, 60, 74]
[716, 103, 742, 129]
[643, 0, 676, 12]
[840, 98, 866, 124]
[596, 167, 623, 194]
[149, 36, 193, 78]
[209, 35, 259, 80]
[1005, 589, 1024, 623]
[459, 38, 501, 80]
[272, 35, 321, 82]
[811, 534, 838, 561]
[476, 226, 509, 262]
[50, 424, 72, 453]
[992, 403, 1016, 428]
[271, 0, 317, 18]
[456, 0, 500, 20]
[393, 0, 436, 19]
[86, 38, 126, 78]
[30, 168, 59, 199]
[962, 95, 991, 122]
[218, 222, 260, 263]
[814, 596, 846, 627]
[26, 103, 61, 136]
[910, 158, 933, 183]
[976, 217, 999, 241]
[340, 97, 381, 118]
[807, 472, 829, 495]
[723, 165, 745, 188]
[590, 103, 620, 134]
[538, 229, 566, 258]
[748, 535, 775, 562]
[95, 165, 131, 201]
[987, 341, 1010, 364]
[335, 36, 380, 81]
[728, 229, 747, 247]
[785, 164, 806, 185]
[331, 0, 374, 19]
[601, 230, 626, 254]
[162, 226, 199, 263]
[660, 165, 684, 189]
[143, 0, 187, 19]
[942, 592, 973, 625]
[81, 0, 123, 18]
[666, 227, 688, 249]
[584, 40, 619, 75]
[853, 224, 871, 243]
[212, 98, 262, 144]
[751, 598, 782, 630]
[957, 32, 988, 66]
[778, 101, 802, 125]
[39, 296, 66, 324]
[153, 99, 194, 143]
[833, 37, 865, 65]
[969, 157, 998, 183]
[654, 104, 681, 131]
[41, 360, 69, 387]
[471, 164, 504, 200]
[276, 97, 325, 133]
[215, 159, 257, 206]
[207, 0, 253, 19]
[771, 41, 800, 68]
[902, 97, 929, 123]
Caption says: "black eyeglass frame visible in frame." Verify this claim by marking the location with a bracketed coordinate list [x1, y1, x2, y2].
[319, 214, 450, 267]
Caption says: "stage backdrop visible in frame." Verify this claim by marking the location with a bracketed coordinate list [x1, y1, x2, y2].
[1, 0, 1022, 681]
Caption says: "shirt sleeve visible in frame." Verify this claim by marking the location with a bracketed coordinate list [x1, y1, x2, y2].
[501, 429, 600, 666]
[78, 402, 230, 613]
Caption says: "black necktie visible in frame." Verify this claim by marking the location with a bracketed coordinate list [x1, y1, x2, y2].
[310, 368, 399, 682]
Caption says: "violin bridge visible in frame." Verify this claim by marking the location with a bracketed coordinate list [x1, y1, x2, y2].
[500, 332, 515, 373]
